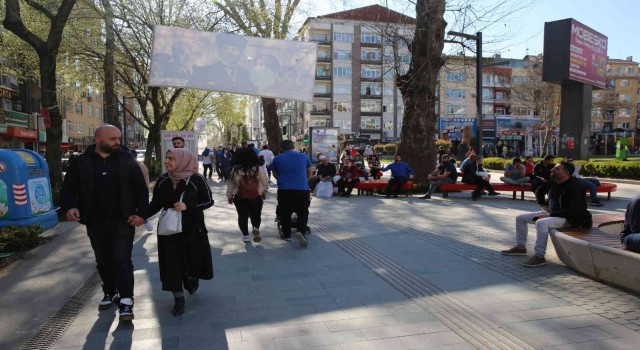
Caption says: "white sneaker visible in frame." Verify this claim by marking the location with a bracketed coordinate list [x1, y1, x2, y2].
[293, 232, 308, 247]
[144, 220, 153, 232]
[252, 228, 261, 242]
[242, 235, 251, 243]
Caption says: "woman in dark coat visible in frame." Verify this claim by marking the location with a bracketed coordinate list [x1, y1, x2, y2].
[144, 148, 214, 316]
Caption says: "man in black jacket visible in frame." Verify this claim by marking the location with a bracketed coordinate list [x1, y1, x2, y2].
[61, 125, 149, 321]
[501, 161, 592, 267]
[308, 155, 336, 192]
[621, 193, 640, 252]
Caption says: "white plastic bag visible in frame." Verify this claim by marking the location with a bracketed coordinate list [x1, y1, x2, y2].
[157, 208, 182, 235]
[315, 181, 333, 198]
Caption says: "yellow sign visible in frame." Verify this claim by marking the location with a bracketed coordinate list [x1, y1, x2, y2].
[14, 151, 36, 166]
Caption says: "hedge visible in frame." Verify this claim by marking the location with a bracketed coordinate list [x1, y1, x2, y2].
[0, 225, 43, 253]
[482, 157, 640, 179]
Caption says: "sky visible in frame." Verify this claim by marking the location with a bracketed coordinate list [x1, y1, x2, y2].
[301, 0, 639, 62]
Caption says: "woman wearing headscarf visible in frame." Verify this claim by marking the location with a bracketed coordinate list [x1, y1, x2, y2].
[226, 147, 268, 243]
[143, 148, 214, 316]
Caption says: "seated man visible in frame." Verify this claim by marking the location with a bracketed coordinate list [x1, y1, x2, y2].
[308, 155, 336, 192]
[336, 158, 359, 197]
[461, 155, 499, 201]
[381, 154, 414, 198]
[566, 157, 603, 207]
[420, 153, 457, 199]
[621, 193, 640, 252]
[531, 154, 555, 193]
[500, 157, 530, 185]
[501, 161, 592, 267]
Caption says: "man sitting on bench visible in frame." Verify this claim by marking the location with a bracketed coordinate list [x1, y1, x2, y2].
[501, 161, 592, 267]
[566, 157, 603, 207]
[420, 154, 457, 199]
[500, 157, 530, 185]
[621, 193, 640, 253]
[381, 154, 414, 198]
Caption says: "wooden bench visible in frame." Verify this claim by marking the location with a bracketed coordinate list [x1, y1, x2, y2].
[550, 214, 640, 293]
[439, 182, 617, 200]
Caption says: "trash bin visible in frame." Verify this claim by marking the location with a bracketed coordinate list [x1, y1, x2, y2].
[616, 139, 628, 161]
[0, 149, 58, 230]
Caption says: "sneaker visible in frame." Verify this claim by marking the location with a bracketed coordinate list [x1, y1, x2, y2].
[293, 231, 308, 247]
[590, 201, 604, 207]
[144, 220, 154, 232]
[523, 255, 546, 267]
[420, 194, 431, 199]
[242, 235, 251, 243]
[252, 228, 262, 242]
[118, 299, 134, 321]
[98, 292, 119, 310]
[501, 246, 527, 256]
[488, 192, 500, 197]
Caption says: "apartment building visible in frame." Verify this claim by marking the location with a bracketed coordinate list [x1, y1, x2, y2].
[0, 72, 42, 150]
[297, 5, 414, 143]
[591, 57, 639, 134]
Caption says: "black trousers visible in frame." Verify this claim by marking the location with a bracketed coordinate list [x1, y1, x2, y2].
[203, 163, 213, 178]
[464, 175, 495, 196]
[87, 219, 135, 298]
[277, 190, 310, 235]
[337, 178, 359, 195]
[386, 176, 408, 195]
[233, 196, 264, 235]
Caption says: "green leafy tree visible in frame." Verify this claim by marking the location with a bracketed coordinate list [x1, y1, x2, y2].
[3, 0, 78, 204]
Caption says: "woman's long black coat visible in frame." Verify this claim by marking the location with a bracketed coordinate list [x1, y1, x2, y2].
[145, 173, 214, 291]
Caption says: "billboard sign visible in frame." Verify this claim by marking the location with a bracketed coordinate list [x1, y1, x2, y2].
[309, 127, 339, 163]
[149, 26, 317, 102]
[543, 18, 607, 88]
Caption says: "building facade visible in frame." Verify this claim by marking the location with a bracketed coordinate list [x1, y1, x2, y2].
[297, 5, 414, 143]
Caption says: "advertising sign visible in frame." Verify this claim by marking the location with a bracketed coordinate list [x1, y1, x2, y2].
[439, 118, 477, 141]
[568, 19, 607, 88]
[543, 18, 607, 88]
[309, 127, 339, 163]
[28, 177, 52, 215]
[496, 117, 543, 139]
[148, 26, 317, 102]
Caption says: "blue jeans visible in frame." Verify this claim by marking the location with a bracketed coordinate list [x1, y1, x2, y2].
[577, 177, 598, 202]
[621, 233, 640, 252]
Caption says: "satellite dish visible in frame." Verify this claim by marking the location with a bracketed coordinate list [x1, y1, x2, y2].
[194, 116, 207, 133]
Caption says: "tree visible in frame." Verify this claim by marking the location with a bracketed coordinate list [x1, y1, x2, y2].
[3, 0, 78, 204]
[215, 0, 302, 154]
[396, 0, 446, 182]
[166, 90, 219, 131]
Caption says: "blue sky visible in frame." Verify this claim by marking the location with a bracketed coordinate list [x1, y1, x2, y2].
[306, 0, 639, 62]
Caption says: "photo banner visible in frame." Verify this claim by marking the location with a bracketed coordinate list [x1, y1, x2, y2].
[309, 127, 340, 163]
[149, 26, 317, 102]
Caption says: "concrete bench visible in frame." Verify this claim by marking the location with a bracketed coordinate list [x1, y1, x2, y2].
[439, 182, 617, 200]
[550, 214, 640, 293]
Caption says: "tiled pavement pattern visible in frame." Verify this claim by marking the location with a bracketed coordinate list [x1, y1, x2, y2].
[49, 181, 640, 349]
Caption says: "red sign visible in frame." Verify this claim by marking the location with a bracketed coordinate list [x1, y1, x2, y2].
[568, 19, 607, 88]
[6, 127, 38, 139]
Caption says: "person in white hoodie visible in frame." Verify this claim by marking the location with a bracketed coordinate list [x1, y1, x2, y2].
[226, 147, 269, 242]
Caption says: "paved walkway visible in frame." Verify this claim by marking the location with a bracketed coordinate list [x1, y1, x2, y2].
[2, 179, 640, 349]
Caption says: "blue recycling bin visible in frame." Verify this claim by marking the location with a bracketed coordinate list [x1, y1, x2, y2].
[0, 149, 58, 230]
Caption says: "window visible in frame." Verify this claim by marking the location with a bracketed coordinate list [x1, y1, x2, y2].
[95, 108, 101, 120]
[512, 107, 532, 116]
[627, 66, 635, 73]
[482, 105, 494, 114]
[334, 85, 351, 94]
[361, 69, 381, 78]
[316, 67, 330, 76]
[314, 85, 328, 94]
[333, 102, 351, 112]
[361, 100, 382, 113]
[310, 33, 329, 42]
[361, 83, 381, 96]
[361, 33, 381, 44]
[619, 93, 632, 103]
[618, 108, 631, 118]
[618, 122, 630, 129]
[606, 79, 615, 88]
[88, 105, 93, 117]
[333, 50, 352, 60]
[446, 72, 466, 82]
[333, 32, 353, 43]
[333, 67, 352, 77]
[312, 102, 329, 113]
[361, 117, 381, 129]
[621, 79, 630, 87]
[317, 51, 330, 59]
[446, 89, 466, 100]
[75, 102, 83, 114]
[361, 50, 381, 60]
[383, 87, 394, 96]
[445, 105, 465, 114]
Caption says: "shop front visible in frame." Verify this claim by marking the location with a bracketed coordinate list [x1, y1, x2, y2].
[0, 109, 38, 149]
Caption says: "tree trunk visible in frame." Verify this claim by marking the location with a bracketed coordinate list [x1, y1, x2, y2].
[40, 53, 64, 204]
[101, 0, 119, 128]
[262, 97, 283, 154]
[396, 0, 447, 183]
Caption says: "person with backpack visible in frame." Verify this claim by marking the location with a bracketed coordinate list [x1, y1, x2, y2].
[226, 147, 268, 243]
[201, 146, 213, 179]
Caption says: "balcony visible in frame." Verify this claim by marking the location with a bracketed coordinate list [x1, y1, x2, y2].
[360, 94, 382, 99]
[360, 77, 382, 83]
[310, 38, 331, 46]
[361, 41, 382, 48]
[361, 111, 382, 116]
[316, 56, 331, 63]
[313, 92, 331, 98]
[310, 108, 331, 115]
[315, 74, 331, 81]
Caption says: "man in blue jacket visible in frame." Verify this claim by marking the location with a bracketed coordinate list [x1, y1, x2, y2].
[381, 154, 414, 198]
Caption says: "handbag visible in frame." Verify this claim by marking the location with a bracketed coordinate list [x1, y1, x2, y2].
[157, 177, 190, 236]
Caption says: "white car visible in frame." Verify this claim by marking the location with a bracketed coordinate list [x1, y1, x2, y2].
[135, 149, 146, 162]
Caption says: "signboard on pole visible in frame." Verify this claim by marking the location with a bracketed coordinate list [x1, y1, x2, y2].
[309, 127, 339, 163]
[543, 18, 607, 88]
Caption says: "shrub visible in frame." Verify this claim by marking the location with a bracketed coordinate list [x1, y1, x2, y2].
[0, 225, 43, 253]
[384, 143, 398, 155]
[373, 144, 386, 155]
[435, 139, 452, 153]
[483, 157, 508, 170]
